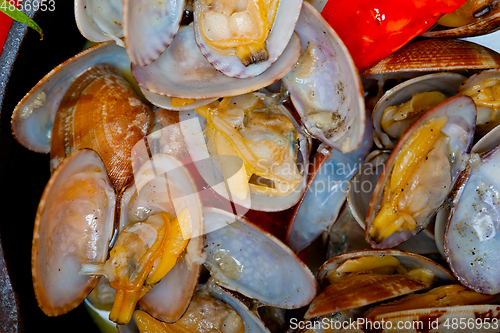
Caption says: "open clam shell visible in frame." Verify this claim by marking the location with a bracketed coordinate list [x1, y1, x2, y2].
[123, 0, 185, 66]
[192, 0, 302, 78]
[445, 145, 500, 294]
[11, 42, 131, 154]
[372, 72, 467, 149]
[74, 0, 124, 45]
[366, 95, 476, 248]
[305, 249, 455, 319]
[204, 207, 316, 309]
[32, 149, 116, 316]
[179, 93, 311, 213]
[362, 39, 500, 77]
[282, 2, 365, 154]
[132, 24, 302, 100]
[117, 152, 205, 322]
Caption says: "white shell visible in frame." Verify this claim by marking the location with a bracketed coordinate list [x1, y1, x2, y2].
[123, 0, 185, 66]
[11, 42, 130, 153]
[282, 2, 365, 153]
[445, 146, 500, 294]
[131, 24, 302, 99]
[204, 208, 316, 309]
[74, 0, 124, 45]
[193, 0, 303, 78]
[32, 149, 116, 316]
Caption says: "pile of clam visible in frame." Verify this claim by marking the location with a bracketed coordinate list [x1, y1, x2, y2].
[9, 0, 500, 331]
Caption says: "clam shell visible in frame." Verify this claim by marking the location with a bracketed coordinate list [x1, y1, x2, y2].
[179, 95, 311, 213]
[286, 114, 373, 253]
[204, 207, 316, 309]
[32, 149, 116, 316]
[458, 69, 500, 137]
[131, 24, 302, 99]
[366, 95, 476, 248]
[422, 11, 500, 39]
[282, 2, 365, 154]
[192, 0, 303, 78]
[362, 39, 500, 77]
[445, 145, 500, 294]
[11, 42, 131, 154]
[123, 0, 185, 66]
[50, 65, 154, 193]
[304, 273, 428, 320]
[75, 0, 124, 45]
[372, 72, 467, 149]
[119, 152, 205, 321]
[316, 249, 455, 290]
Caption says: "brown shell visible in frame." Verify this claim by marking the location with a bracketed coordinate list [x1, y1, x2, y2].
[362, 39, 500, 77]
[50, 65, 154, 193]
[422, 11, 500, 38]
[304, 273, 428, 319]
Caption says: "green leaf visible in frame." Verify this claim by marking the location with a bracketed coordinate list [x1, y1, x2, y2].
[0, 0, 43, 40]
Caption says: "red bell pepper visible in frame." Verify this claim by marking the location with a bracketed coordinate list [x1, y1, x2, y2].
[321, 0, 468, 72]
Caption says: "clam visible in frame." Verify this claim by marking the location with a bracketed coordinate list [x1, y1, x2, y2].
[180, 92, 311, 212]
[458, 69, 500, 136]
[372, 72, 467, 149]
[32, 149, 116, 316]
[347, 151, 440, 255]
[75, 0, 124, 45]
[366, 95, 476, 249]
[445, 144, 500, 294]
[192, 0, 302, 78]
[131, 24, 302, 100]
[282, 2, 365, 154]
[422, 0, 500, 38]
[362, 38, 500, 77]
[11, 42, 132, 154]
[203, 207, 316, 309]
[123, 0, 185, 66]
[50, 64, 154, 193]
[304, 249, 455, 320]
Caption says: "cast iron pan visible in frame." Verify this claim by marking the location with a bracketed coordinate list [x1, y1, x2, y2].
[0, 1, 100, 332]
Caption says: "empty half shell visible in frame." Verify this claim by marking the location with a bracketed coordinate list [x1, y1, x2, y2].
[282, 2, 365, 153]
[123, 0, 185, 66]
[445, 145, 500, 294]
[11, 42, 131, 154]
[204, 207, 316, 309]
[132, 24, 302, 100]
[75, 0, 124, 45]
